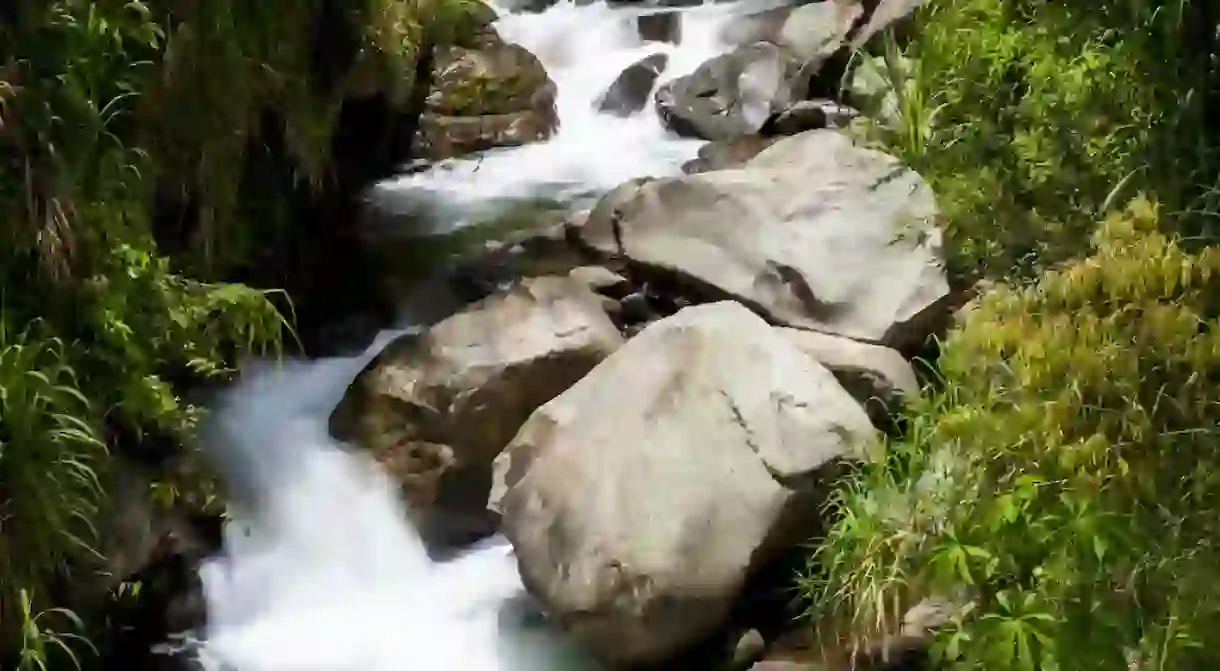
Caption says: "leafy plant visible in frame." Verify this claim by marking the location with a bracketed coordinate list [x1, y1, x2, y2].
[0, 320, 107, 661]
[804, 198, 1220, 669]
[0, 0, 485, 664]
[846, 0, 1220, 284]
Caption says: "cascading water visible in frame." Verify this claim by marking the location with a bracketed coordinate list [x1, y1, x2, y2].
[185, 1, 771, 668]
[186, 333, 592, 670]
[367, 0, 785, 227]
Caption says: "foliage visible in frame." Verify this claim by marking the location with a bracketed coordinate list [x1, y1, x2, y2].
[847, 0, 1220, 283]
[803, 198, 1220, 669]
[0, 0, 483, 664]
[0, 322, 108, 662]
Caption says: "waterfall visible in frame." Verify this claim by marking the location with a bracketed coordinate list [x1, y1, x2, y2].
[185, 1, 769, 668]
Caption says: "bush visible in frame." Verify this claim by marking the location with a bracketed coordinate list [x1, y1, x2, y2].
[0, 0, 483, 665]
[851, 0, 1220, 283]
[803, 197, 1220, 669]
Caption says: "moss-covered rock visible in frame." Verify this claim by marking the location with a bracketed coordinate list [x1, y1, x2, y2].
[417, 28, 558, 159]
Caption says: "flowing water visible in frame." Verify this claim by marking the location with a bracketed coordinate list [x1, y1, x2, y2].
[186, 1, 771, 668]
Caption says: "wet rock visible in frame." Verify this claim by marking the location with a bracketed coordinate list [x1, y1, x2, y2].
[568, 265, 631, 298]
[493, 302, 876, 665]
[764, 99, 860, 135]
[718, 0, 864, 100]
[637, 10, 682, 44]
[416, 31, 559, 159]
[595, 53, 669, 118]
[681, 134, 779, 174]
[580, 130, 949, 350]
[654, 43, 803, 140]
[731, 629, 769, 670]
[495, 0, 560, 12]
[618, 290, 654, 323]
[330, 276, 623, 541]
[850, 0, 926, 51]
[780, 328, 918, 425]
[720, 5, 791, 47]
[776, 0, 864, 64]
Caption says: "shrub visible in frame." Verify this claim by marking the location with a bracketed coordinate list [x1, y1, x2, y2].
[850, 0, 1220, 283]
[0, 0, 483, 664]
[804, 197, 1220, 669]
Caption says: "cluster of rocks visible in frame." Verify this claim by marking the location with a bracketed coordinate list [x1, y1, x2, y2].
[411, 0, 922, 170]
[331, 123, 952, 667]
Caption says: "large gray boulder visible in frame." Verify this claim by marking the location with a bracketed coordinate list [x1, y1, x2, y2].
[330, 277, 623, 532]
[492, 301, 877, 664]
[654, 43, 803, 140]
[780, 328, 918, 424]
[579, 129, 949, 350]
[594, 53, 669, 118]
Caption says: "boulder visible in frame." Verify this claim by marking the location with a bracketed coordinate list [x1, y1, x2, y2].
[776, 0, 864, 64]
[720, 1, 863, 62]
[764, 99, 859, 135]
[654, 43, 803, 140]
[719, 0, 864, 100]
[681, 135, 779, 174]
[330, 277, 623, 527]
[492, 302, 876, 664]
[780, 328, 917, 423]
[416, 32, 559, 159]
[719, 5, 791, 47]
[568, 265, 631, 298]
[850, 0, 925, 51]
[594, 53, 669, 118]
[579, 129, 949, 350]
[637, 10, 682, 44]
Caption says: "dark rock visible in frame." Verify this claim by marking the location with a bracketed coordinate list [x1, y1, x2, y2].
[731, 629, 768, 670]
[569, 265, 631, 298]
[496, 0, 559, 12]
[764, 99, 860, 135]
[637, 10, 682, 44]
[619, 290, 654, 323]
[595, 53, 670, 117]
[681, 135, 779, 174]
[654, 43, 803, 140]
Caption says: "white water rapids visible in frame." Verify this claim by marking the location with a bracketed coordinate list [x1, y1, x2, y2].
[183, 1, 777, 668]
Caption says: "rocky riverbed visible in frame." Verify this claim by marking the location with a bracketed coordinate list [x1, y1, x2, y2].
[107, 0, 953, 669]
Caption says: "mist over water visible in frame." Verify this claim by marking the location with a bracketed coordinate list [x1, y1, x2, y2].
[186, 1, 767, 668]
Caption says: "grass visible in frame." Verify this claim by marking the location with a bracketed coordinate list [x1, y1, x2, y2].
[804, 198, 1220, 669]
[0, 0, 482, 665]
[804, 0, 1220, 668]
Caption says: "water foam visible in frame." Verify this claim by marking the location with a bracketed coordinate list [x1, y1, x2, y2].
[185, 2, 781, 667]
[188, 332, 593, 670]
[367, 0, 776, 228]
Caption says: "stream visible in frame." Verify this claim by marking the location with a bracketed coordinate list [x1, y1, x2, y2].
[184, 0, 772, 668]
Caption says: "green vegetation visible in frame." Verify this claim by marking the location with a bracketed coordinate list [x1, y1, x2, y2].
[850, 0, 1219, 283]
[0, 0, 480, 666]
[806, 0, 1220, 668]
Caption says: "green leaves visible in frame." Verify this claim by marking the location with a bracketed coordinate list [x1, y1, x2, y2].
[855, 0, 1220, 284]
[806, 198, 1220, 669]
[0, 320, 107, 665]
